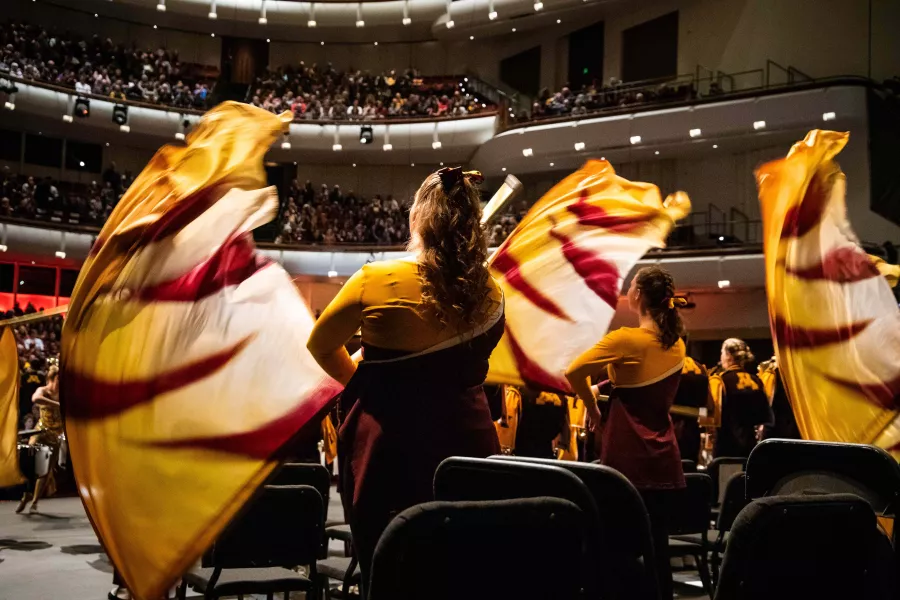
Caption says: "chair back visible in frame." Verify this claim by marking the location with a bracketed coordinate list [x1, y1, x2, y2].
[716, 472, 749, 533]
[434, 457, 600, 597]
[681, 459, 698, 473]
[368, 497, 587, 600]
[668, 473, 713, 536]
[496, 456, 658, 600]
[707, 457, 747, 505]
[205, 485, 323, 569]
[745, 439, 900, 516]
[714, 493, 897, 600]
[270, 462, 331, 505]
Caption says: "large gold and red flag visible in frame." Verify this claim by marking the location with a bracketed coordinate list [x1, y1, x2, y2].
[0, 326, 24, 488]
[61, 102, 342, 600]
[486, 159, 691, 391]
[757, 130, 900, 455]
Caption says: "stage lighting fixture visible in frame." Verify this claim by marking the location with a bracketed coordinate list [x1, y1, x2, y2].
[73, 97, 91, 118]
[111, 103, 128, 125]
[359, 125, 373, 144]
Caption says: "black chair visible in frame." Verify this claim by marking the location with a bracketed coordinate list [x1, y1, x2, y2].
[179, 485, 323, 600]
[714, 493, 897, 600]
[319, 524, 361, 599]
[270, 462, 331, 512]
[494, 455, 658, 600]
[368, 497, 588, 600]
[433, 457, 601, 599]
[667, 472, 713, 596]
[706, 456, 747, 507]
[681, 459, 698, 473]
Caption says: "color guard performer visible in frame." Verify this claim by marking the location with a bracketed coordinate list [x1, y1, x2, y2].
[308, 167, 504, 586]
[16, 365, 61, 514]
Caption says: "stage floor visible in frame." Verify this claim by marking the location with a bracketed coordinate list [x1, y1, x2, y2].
[0, 494, 709, 600]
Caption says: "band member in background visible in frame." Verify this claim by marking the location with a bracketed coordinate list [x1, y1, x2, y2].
[711, 339, 772, 458]
[307, 167, 503, 586]
[16, 365, 61, 514]
[514, 389, 569, 460]
[566, 266, 687, 600]
[495, 385, 521, 454]
[758, 356, 801, 440]
[671, 352, 712, 463]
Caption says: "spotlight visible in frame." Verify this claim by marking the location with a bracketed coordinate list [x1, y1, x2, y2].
[689, 128, 702, 137]
[175, 132, 185, 141]
[327, 270, 338, 278]
[534, 2, 543, 10]
[74, 97, 91, 118]
[259, 17, 268, 25]
[822, 111, 836, 121]
[446, 20, 455, 29]
[753, 120, 766, 130]
[630, 135, 642, 144]
[717, 279, 731, 289]
[3, 102, 14, 111]
[112, 103, 128, 125]
[62, 114, 73, 122]
[383, 143, 393, 151]
[157, 0, 166, 11]
[402, 17, 411, 25]
[308, 20, 316, 27]
[356, 20, 365, 27]
[333, 143, 342, 151]
[55, 251, 66, 259]
[432, 141, 442, 150]
[522, 148, 533, 157]
[119, 125, 131, 133]
[359, 125, 373, 144]
[489, 11, 498, 20]
[574, 142, 585, 151]
[79, 161, 85, 167]
[0, 245, 7, 252]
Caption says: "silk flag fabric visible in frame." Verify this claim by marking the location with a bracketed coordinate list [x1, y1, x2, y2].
[486, 159, 690, 392]
[757, 129, 900, 456]
[0, 326, 24, 488]
[61, 102, 342, 600]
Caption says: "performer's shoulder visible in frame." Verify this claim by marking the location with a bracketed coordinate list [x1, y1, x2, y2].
[360, 256, 418, 277]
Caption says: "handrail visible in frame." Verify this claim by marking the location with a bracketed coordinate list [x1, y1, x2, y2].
[788, 66, 814, 83]
[0, 75, 499, 125]
[765, 59, 790, 87]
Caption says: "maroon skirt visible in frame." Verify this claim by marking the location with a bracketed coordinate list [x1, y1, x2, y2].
[338, 317, 504, 585]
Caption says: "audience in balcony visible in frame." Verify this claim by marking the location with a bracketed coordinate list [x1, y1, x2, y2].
[249, 64, 490, 121]
[0, 21, 213, 109]
[527, 77, 696, 120]
[0, 167, 524, 248]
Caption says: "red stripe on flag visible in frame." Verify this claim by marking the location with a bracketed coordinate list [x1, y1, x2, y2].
[824, 372, 900, 411]
[773, 315, 870, 349]
[782, 174, 829, 239]
[136, 234, 273, 303]
[549, 227, 619, 308]
[492, 246, 572, 322]
[63, 335, 254, 420]
[505, 325, 571, 393]
[568, 188, 648, 232]
[140, 380, 343, 459]
[785, 246, 880, 283]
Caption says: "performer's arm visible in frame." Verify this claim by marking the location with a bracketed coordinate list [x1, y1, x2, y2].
[565, 332, 622, 427]
[307, 269, 365, 386]
[32, 387, 59, 407]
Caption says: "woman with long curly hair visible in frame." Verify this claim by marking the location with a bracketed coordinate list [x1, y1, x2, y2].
[307, 167, 503, 585]
[565, 266, 688, 600]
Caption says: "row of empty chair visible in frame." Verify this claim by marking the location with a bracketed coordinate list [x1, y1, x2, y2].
[177, 439, 900, 600]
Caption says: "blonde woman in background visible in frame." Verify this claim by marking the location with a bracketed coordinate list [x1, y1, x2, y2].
[711, 338, 772, 458]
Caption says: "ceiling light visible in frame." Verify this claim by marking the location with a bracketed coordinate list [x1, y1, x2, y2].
[119, 124, 130, 133]
[0, 245, 6, 252]
[105, 143, 109, 147]
[481, 103, 486, 108]
[374, 41, 378, 46]
[440, 162, 444, 166]
[208, 11, 217, 19]
[489, 11, 498, 20]
[432, 141, 442, 149]
[259, 17, 267, 24]
[403, 17, 412, 25]
[522, 148, 533, 157]
[352, 163, 357, 167]
[630, 135, 641, 144]
[175, 132, 185, 141]
[654, 150, 660, 155]
[822, 111, 836, 121]
[156, 0, 165, 11]
[689, 128, 702, 137]
[356, 20, 365, 27]
[534, 1, 544, 10]
[320, 41, 325, 45]
[307, 19, 316, 27]
[266, 38, 270, 42]
[549, 162, 555, 167]
[55, 251, 66, 259]
[211, 33, 215, 37]
[511, 27, 517, 32]
[470, 35, 475, 40]
[79, 161, 85, 167]
[281, 141, 291, 150]
[600, 156, 606, 160]
[713, 144, 719, 149]
[153, 24, 157, 29]
[464, 78, 469, 82]
[753, 120, 766, 130]
[411, 163, 415, 167]
[502, 167, 507, 172]
[62, 114, 73, 122]
[328, 270, 338, 278]
[574, 142, 585, 151]
[3, 102, 14, 111]
[94, 13, 98, 17]
[332, 143, 342, 151]
[446, 20, 455, 28]
[383, 143, 393, 151]
[718, 236, 725, 241]
[717, 279, 731, 288]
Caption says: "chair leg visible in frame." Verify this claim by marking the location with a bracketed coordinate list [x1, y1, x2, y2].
[696, 551, 713, 596]
[711, 547, 722, 590]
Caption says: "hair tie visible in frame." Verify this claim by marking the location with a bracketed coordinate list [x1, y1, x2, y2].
[437, 166, 483, 193]
[667, 297, 688, 309]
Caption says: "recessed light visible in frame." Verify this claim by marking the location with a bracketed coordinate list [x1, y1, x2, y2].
[153, 24, 157, 29]
[713, 144, 719, 149]
[630, 135, 641, 144]
[718, 279, 731, 288]
[352, 163, 357, 167]
[522, 148, 533, 157]
[489, 11, 498, 20]
[308, 20, 317, 27]
[549, 162, 555, 167]
[502, 167, 507, 172]
[654, 150, 660, 155]
[446, 20, 455, 29]
[557, 19, 561, 24]
[332, 144, 342, 151]
[402, 17, 411, 25]
[574, 142, 585, 151]
[753, 120, 766, 130]
[266, 38, 271, 43]
[534, 1, 544, 10]
[689, 128, 702, 137]
[432, 141, 442, 150]
[320, 41, 325, 45]
[470, 35, 475, 40]
[258, 17, 267, 25]
[411, 163, 415, 167]
[383, 144, 393, 151]
[822, 111, 836, 121]
[211, 33, 215, 37]
[374, 41, 378, 46]
[512, 27, 517, 32]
